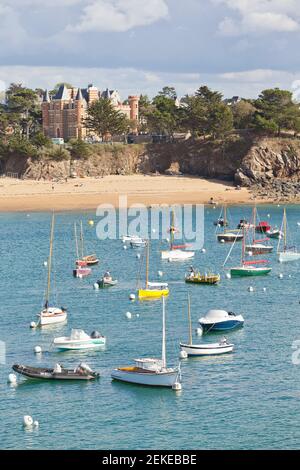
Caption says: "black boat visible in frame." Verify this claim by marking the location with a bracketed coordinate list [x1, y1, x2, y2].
[12, 363, 100, 381]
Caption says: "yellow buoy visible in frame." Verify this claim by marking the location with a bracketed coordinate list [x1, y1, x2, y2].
[88, 220, 94, 227]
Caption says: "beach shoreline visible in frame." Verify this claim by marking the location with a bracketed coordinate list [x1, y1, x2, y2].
[0, 174, 269, 212]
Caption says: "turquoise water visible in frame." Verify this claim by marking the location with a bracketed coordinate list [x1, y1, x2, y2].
[1, 205, 300, 450]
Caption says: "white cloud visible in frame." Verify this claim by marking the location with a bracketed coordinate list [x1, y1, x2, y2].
[66, 0, 169, 33]
[213, 0, 300, 35]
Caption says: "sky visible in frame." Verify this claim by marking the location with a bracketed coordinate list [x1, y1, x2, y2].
[1, 0, 300, 99]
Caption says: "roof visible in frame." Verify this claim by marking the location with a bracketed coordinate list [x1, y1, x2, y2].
[43, 90, 50, 102]
[54, 84, 70, 100]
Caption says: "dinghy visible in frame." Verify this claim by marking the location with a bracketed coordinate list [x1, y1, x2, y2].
[73, 261, 92, 278]
[199, 309, 244, 332]
[277, 208, 300, 263]
[37, 213, 68, 327]
[111, 297, 180, 388]
[180, 295, 234, 356]
[96, 271, 118, 288]
[53, 329, 106, 350]
[12, 363, 99, 381]
[161, 210, 194, 261]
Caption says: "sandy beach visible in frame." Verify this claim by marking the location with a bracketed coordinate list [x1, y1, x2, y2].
[0, 175, 254, 212]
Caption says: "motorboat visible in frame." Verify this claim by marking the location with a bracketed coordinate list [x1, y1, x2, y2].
[95, 277, 118, 288]
[266, 228, 282, 239]
[180, 295, 234, 356]
[121, 234, 141, 243]
[38, 306, 67, 326]
[217, 231, 243, 243]
[198, 309, 244, 332]
[185, 270, 220, 285]
[53, 329, 106, 350]
[130, 237, 147, 248]
[111, 297, 180, 388]
[256, 221, 270, 233]
[12, 363, 99, 381]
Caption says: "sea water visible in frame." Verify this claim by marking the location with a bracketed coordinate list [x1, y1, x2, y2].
[0, 205, 300, 450]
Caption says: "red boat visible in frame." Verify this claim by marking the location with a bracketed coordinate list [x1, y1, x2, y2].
[255, 221, 271, 233]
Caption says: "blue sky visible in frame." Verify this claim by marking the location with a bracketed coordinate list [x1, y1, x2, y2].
[1, 0, 300, 99]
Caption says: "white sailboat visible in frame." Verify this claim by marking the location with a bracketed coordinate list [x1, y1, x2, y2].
[277, 208, 300, 263]
[38, 213, 67, 326]
[111, 297, 180, 387]
[161, 210, 194, 261]
[180, 295, 234, 356]
[245, 207, 273, 255]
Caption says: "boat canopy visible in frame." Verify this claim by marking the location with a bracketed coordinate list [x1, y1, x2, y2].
[204, 309, 229, 321]
[134, 358, 163, 371]
[147, 282, 168, 288]
[70, 329, 90, 340]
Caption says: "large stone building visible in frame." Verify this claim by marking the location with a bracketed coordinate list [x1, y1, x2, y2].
[42, 84, 139, 141]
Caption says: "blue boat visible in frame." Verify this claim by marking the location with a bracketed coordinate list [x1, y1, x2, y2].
[199, 309, 244, 333]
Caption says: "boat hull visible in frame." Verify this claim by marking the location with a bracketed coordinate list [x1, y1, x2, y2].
[217, 233, 243, 243]
[185, 275, 220, 285]
[54, 339, 106, 350]
[278, 251, 300, 263]
[138, 289, 169, 300]
[180, 342, 234, 356]
[111, 368, 178, 387]
[12, 364, 99, 381]
[38, 309, 67, 326]
[230, 266, 271, 277]
[199, 320, 244, 332]
[97, 279, 118, 288]
[161, 250, 195, 261]
[245, 245, 273, 255]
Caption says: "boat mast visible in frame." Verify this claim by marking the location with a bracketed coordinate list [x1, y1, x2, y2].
[283, 208, 287, 252]
[45, 212, 55, 309]
[74, 222, 79, 259]
[242, 223, 245, 266]
[162, 296, 166, 369]
[170, 210, 175, 250]
[145, 240, 149, 288]
[253, 206, 256, 243]
[224, 205, 227, 231]
[187, 293, 192, 344]
[80, 220, 84, 259]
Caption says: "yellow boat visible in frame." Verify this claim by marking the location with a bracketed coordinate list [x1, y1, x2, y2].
[137, 241, 169, 300]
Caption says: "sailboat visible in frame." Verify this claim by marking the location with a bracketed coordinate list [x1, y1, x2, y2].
[161, 211, 195, 261]
[216, 206, 243, 243]
[111, 297, 180, 387]
[277, 208, 300, 262]
[38, 213, 67, 326]
[138, 241, 169, 299]
[180, 295, 234, 356]
[245, 207, 273, 255]
[76, 221, 99, 266]
[228, 225, 272, 277]
[73, 222, 92, 278]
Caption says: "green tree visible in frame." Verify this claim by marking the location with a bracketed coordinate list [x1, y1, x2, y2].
[85, 99, 129, 141]
[232, 100, 256, 129]
[31, 131, 51, 148]
[158, 86, 177, 100]
[68, 139, 92, 159]
[6, 83, 41, 139]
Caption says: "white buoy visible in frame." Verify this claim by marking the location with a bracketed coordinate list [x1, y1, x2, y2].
[248, 251, 253, 257]
[136, 253, 141, 259]
[279, 273, 284, 279]
[226, 273, 231, 279]
[201, 248, 206, 253]
[172, 382, 182, 391]
[248, 286, 254, 292]
[8, 373, 17, 385]
[78, 274, 83, 279]
[220, 239, 225, 244]
[288, 274, 292, 278]
[158, 270, 163, 277]
[43, 261, 47, 267]
[30, 321, 37, 329]
[166, 237, 170, 243]
[179, 350, 188, 359]
[267, 214, 270, 218]
[23, 416, 33, 427]
[34, 346, 42, 354]
[152, 228, 156, 233]
[263, 287, 267, 292]
[93, 283, 99, 290]
[129, 293, 136, 301]
[33, 421, 39, 428]
[125, 311, 132, 319]
[196, 327, 203, 336]
[123, 245, 127, 250]
[136, 313, 140, 318]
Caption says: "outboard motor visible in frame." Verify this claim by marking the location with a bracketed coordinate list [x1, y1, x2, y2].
[90, 330, 101, 338]
[79, 363, 93, 374]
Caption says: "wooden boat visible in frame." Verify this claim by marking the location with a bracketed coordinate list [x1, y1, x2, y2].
[245, 207, 273, 255]
[161, 210, 194, 261]
[74, 221, 99, 269]
[111, 297, 180, 388]
[12, 363, 99, 381]
[180, 295, 234, 356]
[216, 206, 243, 243]
[226, 224, 272, 277]
[185, 269, 220, 285]
[38, 213, 67, 326]
[138, 241, 169, 299]
[277, 208, 300, 263]
[53, 329, 106, 350]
